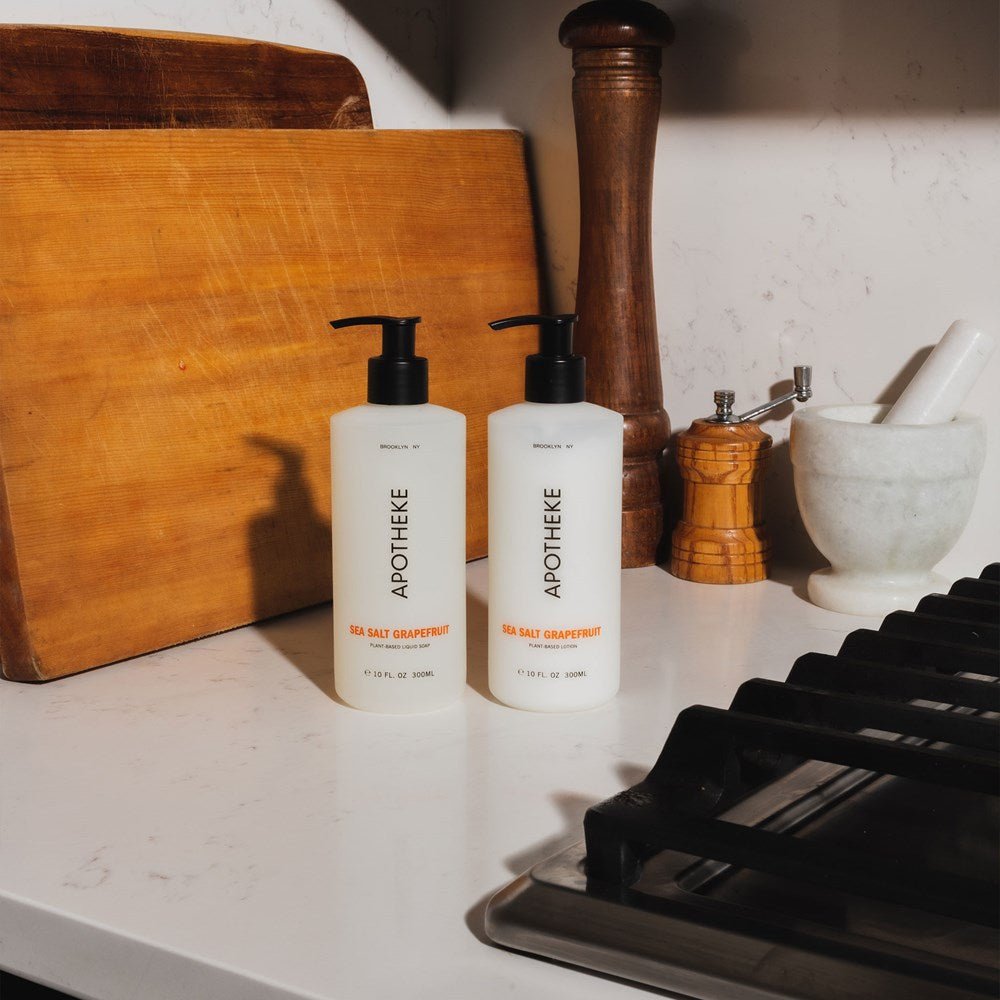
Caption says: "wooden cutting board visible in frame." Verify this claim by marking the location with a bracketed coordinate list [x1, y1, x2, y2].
[0, 129, 539, 680]
[0, 24, 373, 130]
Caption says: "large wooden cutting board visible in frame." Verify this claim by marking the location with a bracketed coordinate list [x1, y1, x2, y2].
[0, 129, 539, 680]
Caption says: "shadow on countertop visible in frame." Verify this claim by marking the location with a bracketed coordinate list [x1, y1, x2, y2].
[464, 762, 676, 996]
[0, 971, 75, 999]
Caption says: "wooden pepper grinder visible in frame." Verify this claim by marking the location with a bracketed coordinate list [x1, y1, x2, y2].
[559, 1, 674, 569]
[670, 367, 813, 584]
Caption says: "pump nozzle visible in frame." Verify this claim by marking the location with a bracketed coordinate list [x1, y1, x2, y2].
[489, 313, 585, 404]
[329, 315, 428, 405]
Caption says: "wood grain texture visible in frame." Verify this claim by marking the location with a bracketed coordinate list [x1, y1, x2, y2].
[559, 1, 674, 569]
[0, 129, 539, 680]
[0, 25, 372, 129]
[669, 420, 772, 585]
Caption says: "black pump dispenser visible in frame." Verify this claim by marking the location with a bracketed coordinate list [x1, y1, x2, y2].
[489, 314, 585, 404]
[330, 315, 428, 405]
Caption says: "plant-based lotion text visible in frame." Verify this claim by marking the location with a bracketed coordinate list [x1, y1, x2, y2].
[488, 314, 623, 711]
[329, 316, 466, 713]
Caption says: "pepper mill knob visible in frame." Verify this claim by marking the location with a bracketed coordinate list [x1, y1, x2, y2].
[713, 389, 736, 423]
[559, 0, 674, 48]
[794, 365, 812, 401]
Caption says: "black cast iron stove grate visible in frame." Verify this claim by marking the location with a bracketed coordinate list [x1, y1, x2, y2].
[486, 565, 1000, 1000]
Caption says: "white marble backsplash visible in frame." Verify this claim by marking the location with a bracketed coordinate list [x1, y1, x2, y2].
[4, 0, 997, 571]
[452, 0, 999, 571]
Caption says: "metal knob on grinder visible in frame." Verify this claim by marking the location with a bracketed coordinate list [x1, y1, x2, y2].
[669, 367, 813, 585]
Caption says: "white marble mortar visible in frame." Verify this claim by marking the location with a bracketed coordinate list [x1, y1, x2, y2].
[790, 403, 987, 616]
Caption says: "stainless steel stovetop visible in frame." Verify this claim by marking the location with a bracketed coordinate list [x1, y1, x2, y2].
[486, 567, 999, 1000]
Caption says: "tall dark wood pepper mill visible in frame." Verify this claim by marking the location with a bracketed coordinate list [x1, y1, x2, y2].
[559, 1, 674, 568]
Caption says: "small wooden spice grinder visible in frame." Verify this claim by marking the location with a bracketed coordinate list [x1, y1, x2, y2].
[670, 367, 812, 584]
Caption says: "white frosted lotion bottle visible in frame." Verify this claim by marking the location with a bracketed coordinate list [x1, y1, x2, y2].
[329, 316, 466, 713]
[488, 314, 623, 712]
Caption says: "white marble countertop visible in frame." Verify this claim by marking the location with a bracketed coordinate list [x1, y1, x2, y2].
[0, 560, 894, 1000]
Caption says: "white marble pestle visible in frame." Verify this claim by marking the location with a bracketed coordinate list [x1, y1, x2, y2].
[883, 319, 995, 425]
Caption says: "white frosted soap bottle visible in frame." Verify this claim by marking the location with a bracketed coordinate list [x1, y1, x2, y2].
[487, 314, 623, 712]
[329, 316, 466, 713]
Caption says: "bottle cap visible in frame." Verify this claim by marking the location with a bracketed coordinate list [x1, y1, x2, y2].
[329, 315, 428, 405]
[489, 314, 585, 404]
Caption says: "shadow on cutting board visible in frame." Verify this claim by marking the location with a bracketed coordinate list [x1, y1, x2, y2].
[246, 435, 338, 701]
